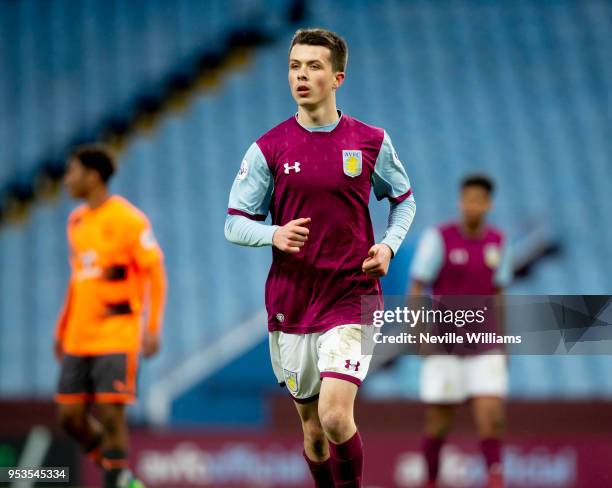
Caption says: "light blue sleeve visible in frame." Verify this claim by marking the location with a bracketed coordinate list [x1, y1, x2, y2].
[381, 196, 416, 256]
[410, 227, 444, 284]
[225, 143, 279, 247]
[227, 142, 274, 219]
[494, 242, 513, 288]
[224, 214, 278, 247]
[372, 131, 415, 255]
[371, 131, 413, 202]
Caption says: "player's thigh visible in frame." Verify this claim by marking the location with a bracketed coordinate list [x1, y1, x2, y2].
[57, 401, 90, 429]
[90, 351, 139, 405]
[420, 354, 466, 404]
[317, 324, 372, 388]
[317, 377, 358, 442]
[464, 351, 508, 399]
[56, 354, 93, 405]
[318, 376, 358, 415]
[273, 331, 321, 402]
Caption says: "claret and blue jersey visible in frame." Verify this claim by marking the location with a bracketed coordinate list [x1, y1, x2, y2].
[226, 112, 415, 334]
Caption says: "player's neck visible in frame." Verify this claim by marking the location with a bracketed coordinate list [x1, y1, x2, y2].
[296, 101, 339, 128]
[85, 187, 110, 210]
[461, 220, 484, 238]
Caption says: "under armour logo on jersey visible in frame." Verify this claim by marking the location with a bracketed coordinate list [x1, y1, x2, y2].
[284, 162, 301, 174]
[345, 359, 361, 372]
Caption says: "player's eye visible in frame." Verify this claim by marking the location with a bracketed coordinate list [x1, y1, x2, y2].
[310, 64, 321, 70]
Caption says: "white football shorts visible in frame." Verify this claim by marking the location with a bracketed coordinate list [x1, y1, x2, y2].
[269, 324, 372, 403]
[420, 351, 508, 404]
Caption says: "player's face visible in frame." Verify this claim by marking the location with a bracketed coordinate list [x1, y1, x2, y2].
[288, 44, 344, 108]
[64, 158, 95, 199]
[460, 186, 492, 227]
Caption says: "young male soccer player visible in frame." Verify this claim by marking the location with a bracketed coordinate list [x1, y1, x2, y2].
[225, 29, 416, 487]
[55, 145, 166, 488]
[410, 175, 512, 488]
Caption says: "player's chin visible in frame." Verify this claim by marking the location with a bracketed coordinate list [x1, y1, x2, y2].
[294, 94, 318, 108]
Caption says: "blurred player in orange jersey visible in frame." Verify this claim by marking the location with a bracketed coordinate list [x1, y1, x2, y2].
[54, 145, 166, 488]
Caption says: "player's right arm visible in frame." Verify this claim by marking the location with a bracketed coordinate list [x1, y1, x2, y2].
[225, 143, 310, 254]
[54, 280, 73, 361]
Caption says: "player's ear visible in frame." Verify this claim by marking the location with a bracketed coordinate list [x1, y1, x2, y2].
[333, 72, 345, 90]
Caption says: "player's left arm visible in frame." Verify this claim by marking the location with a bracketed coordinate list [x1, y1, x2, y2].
[131, 217, 167, 358]
[364, 131, 416, 278]
[493, 241, 513, 339]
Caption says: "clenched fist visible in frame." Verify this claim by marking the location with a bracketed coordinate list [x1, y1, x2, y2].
[272, 217, 311, 254]
[362, 243, 393, 278]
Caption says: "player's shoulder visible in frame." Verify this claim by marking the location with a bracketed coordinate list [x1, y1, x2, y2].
[108, 195, 150, 228]
[253, 116, 297, 162]
[484, 224, 505, 242]
[343, 114, 384, 133]
[342, 114, 385, 141]
[67, 204, 87, 226]
[256, 116, 296, 145]
[417, 226, 444, 250]
[437, 221, 459, 235]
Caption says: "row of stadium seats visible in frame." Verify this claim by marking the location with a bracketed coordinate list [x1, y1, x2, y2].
[0, 0, 298, 399]
[1, 0, 611, 409]
[0, 0, 293, 216]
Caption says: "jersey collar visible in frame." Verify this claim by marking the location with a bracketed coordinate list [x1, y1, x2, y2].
[294, 110, 343, 133]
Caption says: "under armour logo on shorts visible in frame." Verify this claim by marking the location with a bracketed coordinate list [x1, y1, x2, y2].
[345, 359, 361, 372]
[284, 162, 301, 174]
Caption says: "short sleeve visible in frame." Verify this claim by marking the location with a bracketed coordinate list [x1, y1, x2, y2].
[410, 227, 445, 284]
[227, 142, 274, 221]
[371, 131, 413, 203]
[130, 216, 163, 270]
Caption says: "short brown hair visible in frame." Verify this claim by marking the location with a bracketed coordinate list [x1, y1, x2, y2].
[70, 144, 116, 183]
[289, 28, 348, 73]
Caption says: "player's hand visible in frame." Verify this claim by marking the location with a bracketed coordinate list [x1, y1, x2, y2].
[53, 338, 63, 362]
[362, 244, 393, 278]
[272, 218, 311, 254]
[142, 331, 160, 358]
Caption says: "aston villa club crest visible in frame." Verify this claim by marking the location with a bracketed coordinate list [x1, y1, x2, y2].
[484, 244, 501, 269]
[283, 369, 298, 393]
[342, 150, 362, 177]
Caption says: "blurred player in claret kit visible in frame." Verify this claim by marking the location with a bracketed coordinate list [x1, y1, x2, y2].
[54, 145, 167, 488]
[410, 175, 512, 488]
[225, 28, 416, 488]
